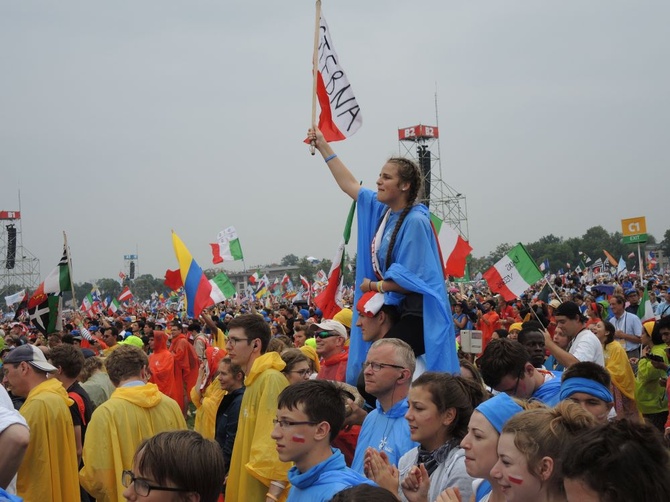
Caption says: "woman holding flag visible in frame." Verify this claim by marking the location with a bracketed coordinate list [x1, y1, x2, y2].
[308, 126, 459, 383]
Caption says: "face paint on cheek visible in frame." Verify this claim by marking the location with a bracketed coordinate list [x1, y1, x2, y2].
[508, 475, 524, 485]
[291, 435, 306, 443]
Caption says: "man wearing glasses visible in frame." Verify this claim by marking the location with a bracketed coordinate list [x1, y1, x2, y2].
[350, 338, 418, 475]
[477, 338, 562, 406]
[310, 320, 350, 383]
[609, 294, 644, 360]
[225, 314, 291, 502]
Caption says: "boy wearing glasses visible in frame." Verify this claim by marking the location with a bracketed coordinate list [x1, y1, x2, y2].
[271, 380, 374, 501]
[225, 314, 292, 502]
[310, 320, 349, 383]
[477, 338, 562, 406]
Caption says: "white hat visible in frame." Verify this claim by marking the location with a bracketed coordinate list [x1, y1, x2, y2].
[309, 319, 348, 340]
[2, 344, 57, 372]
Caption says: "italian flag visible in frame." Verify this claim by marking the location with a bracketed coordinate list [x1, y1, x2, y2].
[315, 199, 356, 318]
[81, 293, 94, 312]
[430, 214, 473, 278]
[108, 298, 121, 315]
[210, 272, 237, 304]
[637, 289, 656, 322]
[210, 226, 244, 264]
[483, 244, 543, 302]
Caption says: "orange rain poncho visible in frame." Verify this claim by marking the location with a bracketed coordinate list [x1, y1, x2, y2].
[149, 331, 180, 405]
[170, 332, 199, 412]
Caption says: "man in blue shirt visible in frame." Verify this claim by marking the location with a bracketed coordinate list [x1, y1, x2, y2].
[351, 338, 418, 474]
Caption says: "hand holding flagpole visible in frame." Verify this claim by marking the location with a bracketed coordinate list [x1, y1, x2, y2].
[309, 0, 322, 155]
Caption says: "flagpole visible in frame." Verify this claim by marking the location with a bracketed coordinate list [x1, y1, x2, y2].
[309, 0, 322, 155]
[637, 243, 644, 280]
[546, 280, 563, 304]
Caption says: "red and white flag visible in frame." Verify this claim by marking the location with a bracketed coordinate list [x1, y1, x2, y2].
[118, 286, 133, 303]
[119, 271, 126, 280]
[430, 214, 472, 278]
[308, 11, 362, 142]
[249, 270, 260, 284]
[315, 200, 355, 318]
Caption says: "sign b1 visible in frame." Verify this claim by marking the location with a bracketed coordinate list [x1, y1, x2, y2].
[621, 216, 647, 244]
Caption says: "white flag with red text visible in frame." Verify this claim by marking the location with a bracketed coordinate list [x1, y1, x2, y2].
[310, 11, 362, 142]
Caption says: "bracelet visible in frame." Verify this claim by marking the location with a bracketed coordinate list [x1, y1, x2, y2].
[324, 153, 337, 162]
[270, 481, 286, 490]
[266, 493, 279, 502]
[377, 281, 384, 293]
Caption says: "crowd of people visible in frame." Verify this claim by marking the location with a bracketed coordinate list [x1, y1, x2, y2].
[1, 128, 670, 501]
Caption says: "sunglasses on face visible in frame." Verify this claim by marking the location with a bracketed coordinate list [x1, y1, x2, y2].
[314, 331, 338, 339]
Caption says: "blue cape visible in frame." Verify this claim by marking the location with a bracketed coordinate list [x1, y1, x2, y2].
[346, 188, 459, 384]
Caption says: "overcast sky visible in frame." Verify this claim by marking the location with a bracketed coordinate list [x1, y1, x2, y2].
[1, 1, 668, 284]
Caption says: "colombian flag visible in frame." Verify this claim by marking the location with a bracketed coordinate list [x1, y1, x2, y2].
[172, 231, 214, 318]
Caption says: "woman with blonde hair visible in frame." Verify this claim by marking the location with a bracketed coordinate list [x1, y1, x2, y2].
[490, 401, 597, 502]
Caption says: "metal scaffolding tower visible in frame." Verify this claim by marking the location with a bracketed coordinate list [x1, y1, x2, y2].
[0, 210, 40, 298]
[397, 124, 469, 239]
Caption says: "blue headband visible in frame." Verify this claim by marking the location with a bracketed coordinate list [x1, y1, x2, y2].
[475, 393, 524, 434]
[559, 377, 613, 403]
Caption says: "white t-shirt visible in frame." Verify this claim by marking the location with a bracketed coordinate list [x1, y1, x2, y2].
[569, 328, 605, 366]
[0, 385, 29, 495]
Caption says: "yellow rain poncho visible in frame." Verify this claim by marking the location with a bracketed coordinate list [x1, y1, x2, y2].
[225, 352, 292, 502]
[79, 382, 187, 502]
[191, 378, 226, 438]
[17, 378, 80, 502]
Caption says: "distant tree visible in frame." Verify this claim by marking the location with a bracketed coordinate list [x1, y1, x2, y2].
[297, 257, 316, 281]
[131, 274, 164, 300]
[661, 229, 670, 257]
[319, 259, 333, 275]
[97, 278, 122, 298]
[281, 254, 300, 266]
[488, 243, 513, 264]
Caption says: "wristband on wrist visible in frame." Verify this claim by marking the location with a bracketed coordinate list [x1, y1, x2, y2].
[324, 153, 337, 162]
[377, 281, 384, 293]
[270, 481, 286, 490]
[266, 493, 279, 502]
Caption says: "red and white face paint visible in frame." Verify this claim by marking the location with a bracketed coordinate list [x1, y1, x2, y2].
[490, 433, 544, 502]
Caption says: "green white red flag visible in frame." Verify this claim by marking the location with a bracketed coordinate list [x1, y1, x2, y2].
[210, 226, 244, 264]
[637, 289, 656, 322]
[315, 199, 356, 318]
[483, 244, 543, 302]
[210, 272, 237, 304]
